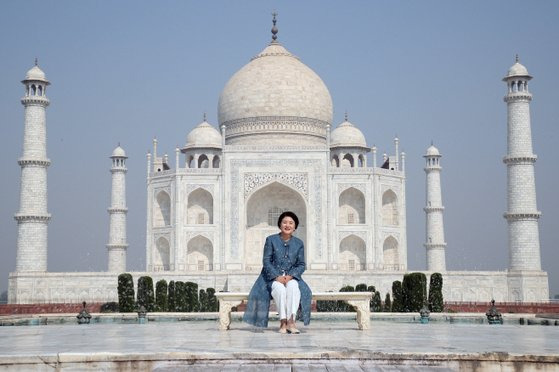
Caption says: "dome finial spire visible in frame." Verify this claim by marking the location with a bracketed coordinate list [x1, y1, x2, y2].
[34, 57, 38, 66]
[203, 112, 207, 122]
[515, 54, 519, 63]
[271, 11, 278, 42]
[344, 110, 348, 122]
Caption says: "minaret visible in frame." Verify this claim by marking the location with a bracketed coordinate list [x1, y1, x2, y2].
[423, 144, 447, 271]
[15, 61, 51, 272]
[107, 145, 128, 272]
[503, 57, 542, 271]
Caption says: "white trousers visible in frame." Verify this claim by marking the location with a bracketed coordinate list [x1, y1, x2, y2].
[271, 280, 301, 320]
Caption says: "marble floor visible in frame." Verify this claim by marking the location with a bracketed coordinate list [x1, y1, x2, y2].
[0, 319, 558, 371]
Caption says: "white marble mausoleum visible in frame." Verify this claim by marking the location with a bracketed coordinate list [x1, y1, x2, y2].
[8, 21, 549, 304]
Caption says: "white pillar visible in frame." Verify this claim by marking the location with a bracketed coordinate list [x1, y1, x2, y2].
[503, 59, 541, 271]
[107, 145, 128, 272]
[423, 145, 446, 271]
[15, 63, 51, 272]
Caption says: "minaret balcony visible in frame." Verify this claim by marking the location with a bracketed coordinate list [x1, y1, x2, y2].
[503, 93, 532, 103]
[18, 158, 51, 167]
[107, 207, 128, 213]
[503, 155, 537, 164]
[20, 96, 50, 106]
[14, 213, 51, 222]
[423, 206, 444, 212]
[503, 212, 541, 221]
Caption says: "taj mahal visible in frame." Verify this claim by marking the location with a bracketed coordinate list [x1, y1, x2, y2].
[8, 18, 549, 304]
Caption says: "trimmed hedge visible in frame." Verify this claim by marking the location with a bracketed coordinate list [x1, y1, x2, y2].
[185, 282, 199, 312]
[391, 280, 403, 312]
[117, 273, 135, 312]
[175, 281, 187, 311]
[402, 272, 427, 312]
[207, 287, 218, 311]
[383, 293, 392, 312]
[137, 276, 155, 311]
[428, 272, 444, 312]
[372, 291, 382, 312]
[155, 279, 168, 311]
[168, 281, 176, 312]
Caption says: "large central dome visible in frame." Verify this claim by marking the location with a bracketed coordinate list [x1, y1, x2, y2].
[218, 41, 333, 145]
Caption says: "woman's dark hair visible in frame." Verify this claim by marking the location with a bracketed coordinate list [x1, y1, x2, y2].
[277, 211, 299, 229]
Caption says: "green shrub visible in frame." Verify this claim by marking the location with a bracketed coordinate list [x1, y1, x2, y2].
[402, 272, 427, 312]
[168, 281, 176, 312]
[185, 282, 199, 312]
[207, 287, 218, 311]
[372, 291, 382, 312]
[383, 293, 392, 312]
[155, 279, 168, 311]
[367, 285, 376, 311]
[199, 289, 208, 312]
[338, 285, 355, 312]
[355, 283, 368, 292]
[100, 302, 119, 313]
[117, 273, 135, 312]
[428, 273, 444, 312]
[137, 276, 155, 311]
[391, 281, 403, 312]
[175, 281, 187, 312]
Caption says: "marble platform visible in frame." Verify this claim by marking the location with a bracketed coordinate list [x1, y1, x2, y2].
[0, 318, 558, 371]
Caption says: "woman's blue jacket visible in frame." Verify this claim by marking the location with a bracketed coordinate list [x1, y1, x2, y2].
[243, 233, 312, 327]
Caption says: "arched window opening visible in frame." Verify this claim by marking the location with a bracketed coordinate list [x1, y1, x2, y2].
[339, 235, 366, 271]
[38, 85, 43, 96]
[187, 235, 213, 271]
[331, 155, 340, 167]
[382, 190, 399, 226]
[154, 237, 170, 271]
[187, 188, 213, 224]
[187, 155, 194, 168]
[342, 154, 354, 168]
[383, 236, 399, 269]
[154, 191, 171, 227]
[338, 187, 365, 224]
[31, 85, 36, 96]
[198, 154, 209, 168]
[212, 155, 220, 168]
[358, 154, 365, 167]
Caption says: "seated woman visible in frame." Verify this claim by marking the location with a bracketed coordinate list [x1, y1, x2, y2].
[243, 211, 312, 333]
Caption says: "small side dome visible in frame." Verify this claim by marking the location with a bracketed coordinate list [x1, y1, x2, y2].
[184, 120, 222, 150]
[330, 119, 367, 148]
[425, 145, 440, 157]
[111, 145, 127, 158]
[24, 65, 49, 83]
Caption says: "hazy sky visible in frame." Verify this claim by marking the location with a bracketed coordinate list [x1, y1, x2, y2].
[1, 1, 558, 297]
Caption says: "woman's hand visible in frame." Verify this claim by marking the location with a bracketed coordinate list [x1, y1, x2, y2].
[275, 275, 293, 285]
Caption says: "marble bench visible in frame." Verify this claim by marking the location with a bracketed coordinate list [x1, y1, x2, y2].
[215, 291, 372, 331]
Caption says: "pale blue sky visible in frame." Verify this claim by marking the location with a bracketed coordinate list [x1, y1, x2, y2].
[1, 1, 558, 297]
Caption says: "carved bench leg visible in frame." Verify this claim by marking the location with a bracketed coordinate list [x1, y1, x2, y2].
[218, 300, 243, 330]
[346, 299, 371, 330]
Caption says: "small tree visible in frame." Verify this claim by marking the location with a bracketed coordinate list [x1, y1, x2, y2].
[402, 272, 427, 312]
[355, 283, 368, 292]
[155, 279, 168, 312]
[207, 287, 218, 311]
[372, 291, 382, 312]
[168, 281, 176, 312]
[428, 272, 444, 312]
[383, 293, 392, 312]
[338, 285, 355, 312]
[185, 282, 199, 312]
[199, 289, 208, 312]
[117, 273, 135, 312]
[367, 285, 376, 311]
[175, 281, 187, 312]
[391, 281, 403, 312]
[137, 276, 155, 311]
